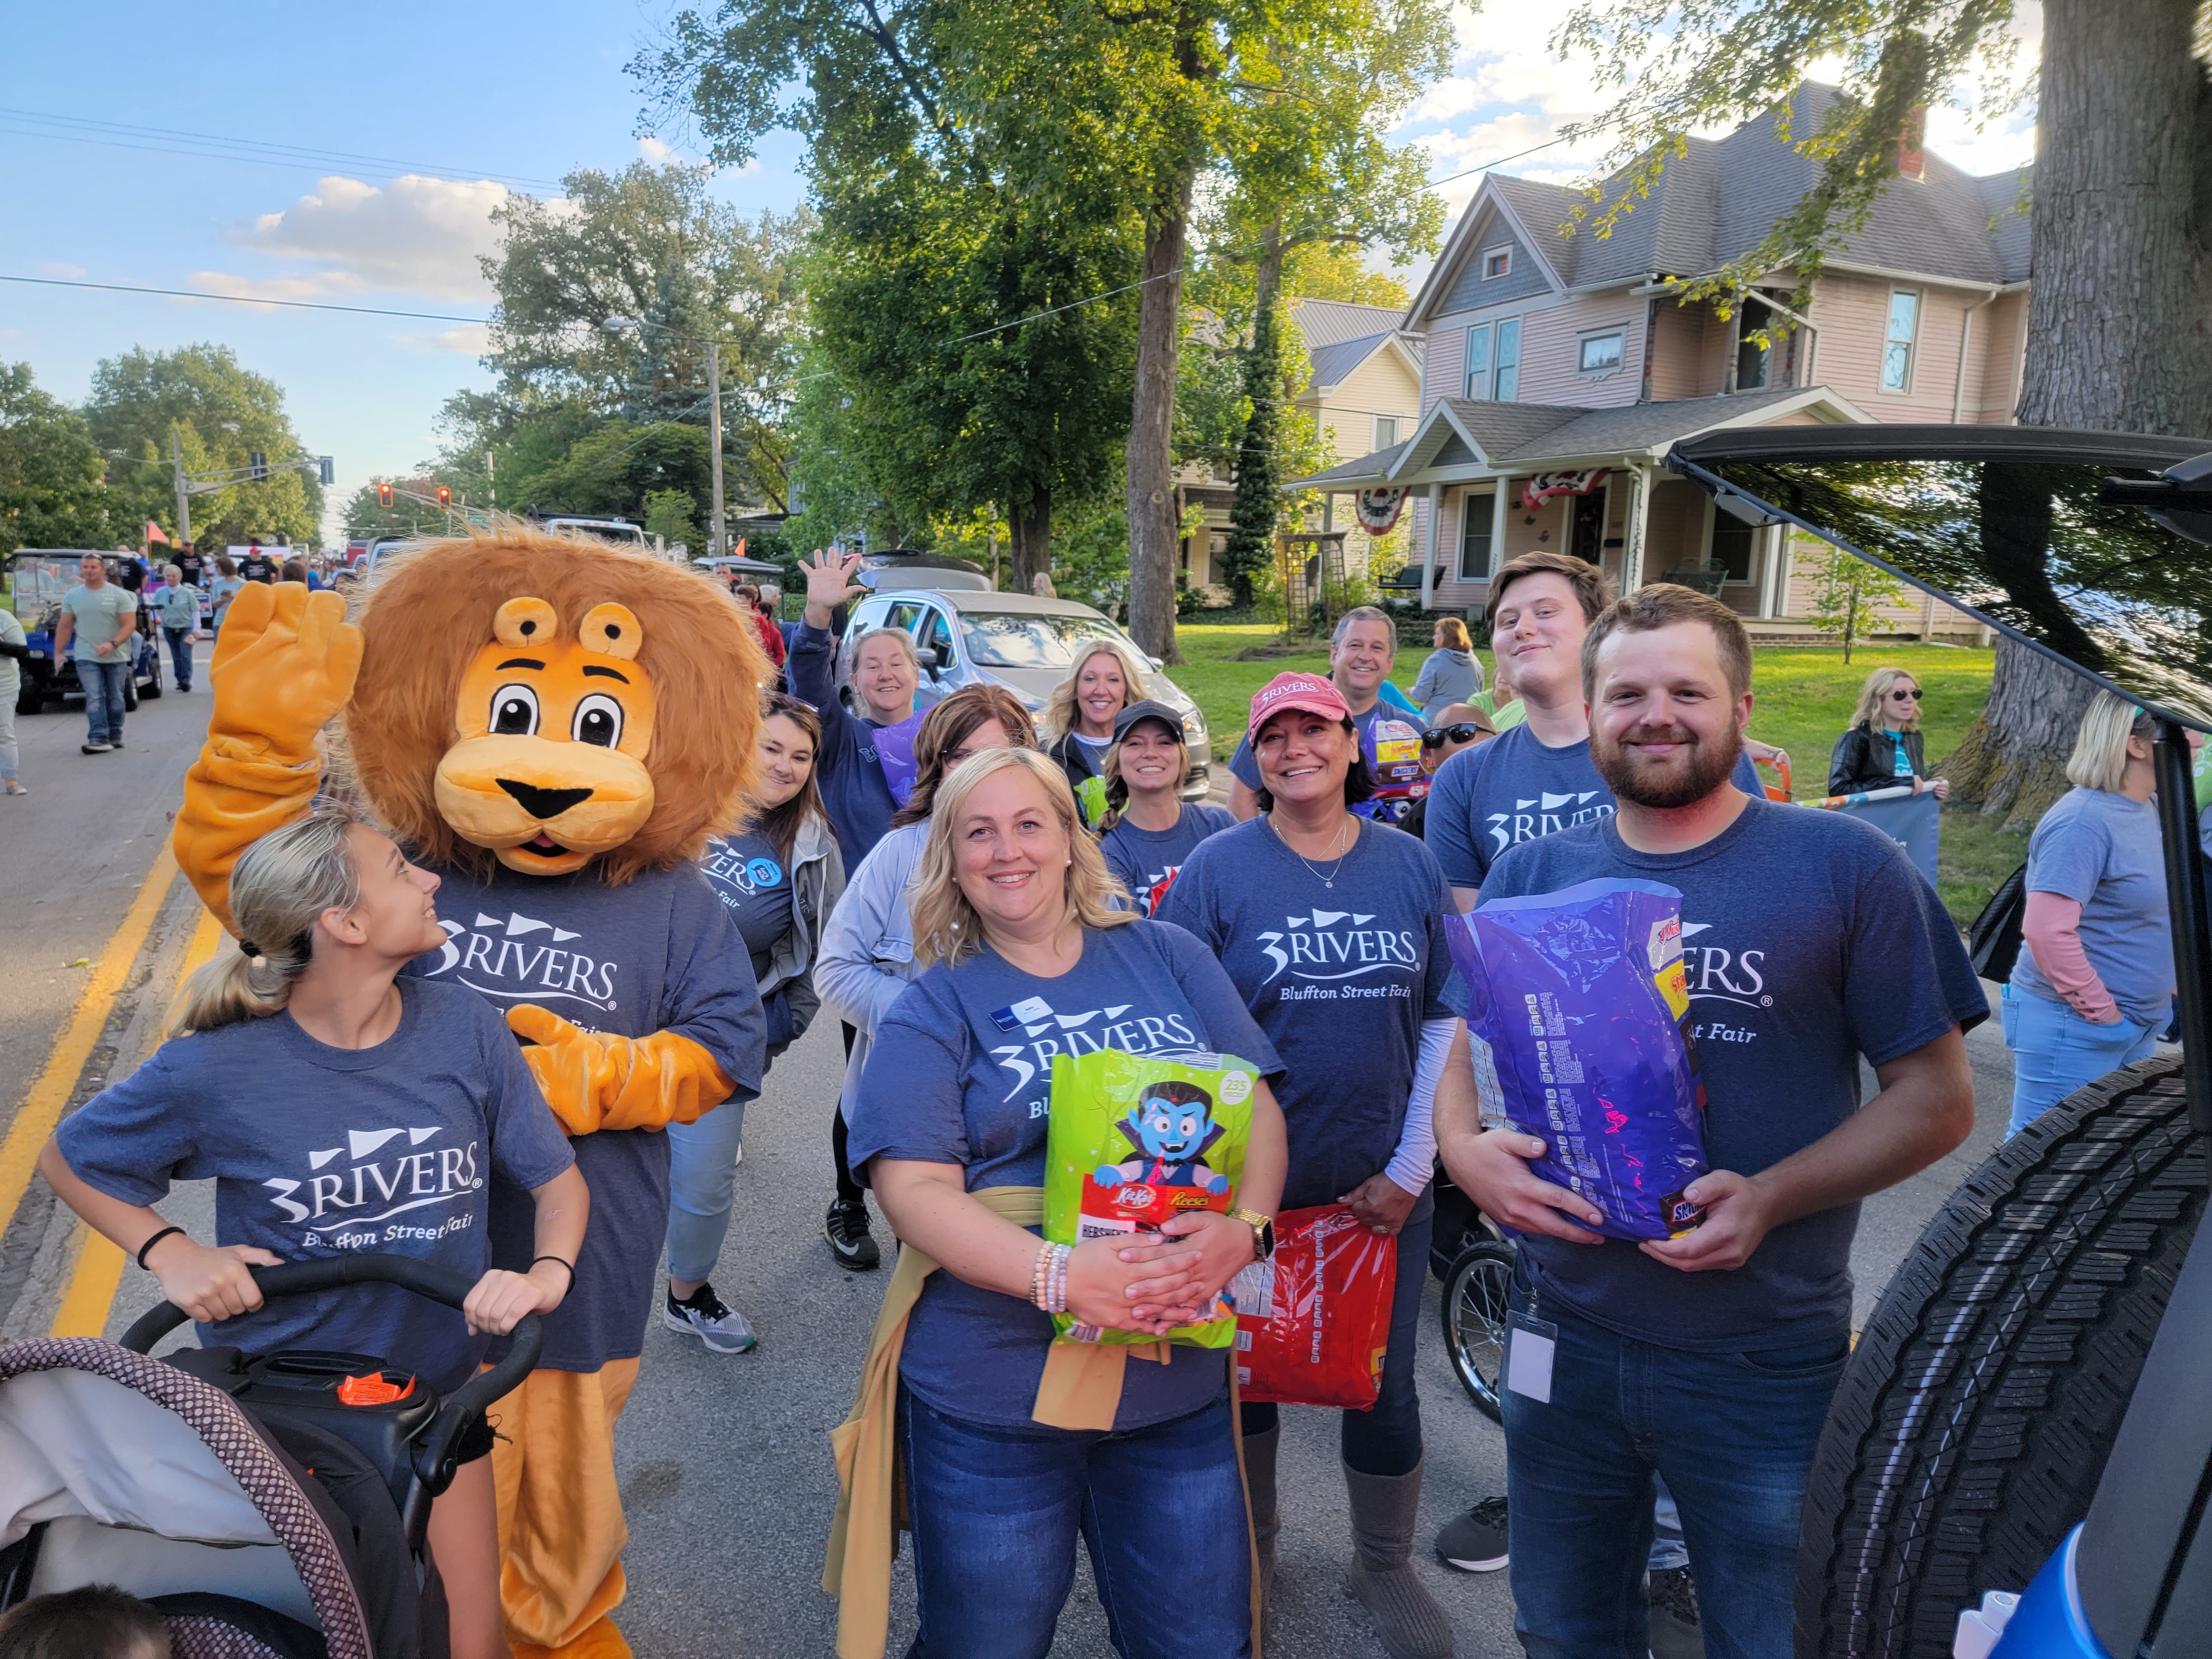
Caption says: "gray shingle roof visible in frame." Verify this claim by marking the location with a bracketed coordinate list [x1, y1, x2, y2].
[1300, 439, 1410, 487]
[1286, 298, 1409, 347]
[1306, 332, 1395, 392]
[1469, 387, 1812, 463]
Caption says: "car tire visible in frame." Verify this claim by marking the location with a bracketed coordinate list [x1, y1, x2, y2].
[139, 656, 162, 699]
[1794, 1057, 2203, 1659]
[1438, 1237, 1516, 1425]
[122, 672, 139, 712]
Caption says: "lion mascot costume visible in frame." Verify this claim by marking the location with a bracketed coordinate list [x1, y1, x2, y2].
[174, 529, 769, 1658]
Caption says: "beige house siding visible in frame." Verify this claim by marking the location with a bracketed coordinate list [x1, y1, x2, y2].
[1422, 327, 1467, 414]
[1646, 302, 1723, 400]
[1513, 293, 1648, 408]
[1968, 288, 2028, 423]
[1807, 271, 2016, 422]
[1308, 348, 1420, 464]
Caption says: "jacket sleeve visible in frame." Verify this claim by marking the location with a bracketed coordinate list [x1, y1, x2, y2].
[1410, 653, 1443, 708]
[815, 839, 919, 1038]
[790, 623, 864, 778]
[1828, 728, 1878, 797]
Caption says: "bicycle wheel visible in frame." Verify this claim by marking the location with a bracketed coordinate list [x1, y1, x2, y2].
[1438, 1237, 1515, 1422]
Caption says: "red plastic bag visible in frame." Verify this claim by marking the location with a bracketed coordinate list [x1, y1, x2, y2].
[1232, 1204, 1399, 1408]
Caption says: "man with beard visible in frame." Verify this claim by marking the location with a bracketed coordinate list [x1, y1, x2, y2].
[1434, 583, 1984, 1659]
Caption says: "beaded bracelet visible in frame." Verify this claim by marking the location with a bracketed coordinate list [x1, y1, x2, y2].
[1031, 1242, 1071, 1314]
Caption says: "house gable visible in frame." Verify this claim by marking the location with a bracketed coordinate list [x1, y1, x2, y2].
[1408, 182, 1572, 329]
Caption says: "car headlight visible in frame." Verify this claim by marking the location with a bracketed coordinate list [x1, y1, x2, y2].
[1182, 708, 1207, 744]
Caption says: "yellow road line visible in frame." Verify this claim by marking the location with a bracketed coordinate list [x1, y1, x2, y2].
[0, 846, 179, 1234]
[48, 901, 223, 1340]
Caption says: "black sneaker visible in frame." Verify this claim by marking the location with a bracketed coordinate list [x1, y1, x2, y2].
[81, 740, 112, 754]
[1646, 1564, 1704, 1659]
[825, 1197, 881, 1270]
[1434, 1494, 1509, 1572]
[662, 1281, 757, 1353]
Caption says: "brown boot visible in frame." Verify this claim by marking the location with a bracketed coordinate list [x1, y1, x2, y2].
[1243, 1423, 1281, 1616]
[1343, 1460, 1456, 1659]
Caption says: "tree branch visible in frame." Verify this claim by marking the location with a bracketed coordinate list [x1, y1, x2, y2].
[853, 0, 968, 162]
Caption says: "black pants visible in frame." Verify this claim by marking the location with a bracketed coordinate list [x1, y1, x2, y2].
[832, 1022, 865, 1206]
[1240, 1188, 1433, 1478]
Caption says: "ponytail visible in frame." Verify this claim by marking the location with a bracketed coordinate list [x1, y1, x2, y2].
[170, 810, 361, 1038]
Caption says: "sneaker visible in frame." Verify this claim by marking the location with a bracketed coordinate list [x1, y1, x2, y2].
[825, 1197, 881, 1270]
[81, 741, 112, 754]
[662, 1282, 758, 1354]
[1435, 1494, 1509, 1572]
[3, 780, 24, 796]
[1646, 1564, 1704, 1659]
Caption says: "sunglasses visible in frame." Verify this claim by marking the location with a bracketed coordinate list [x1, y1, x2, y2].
[1888, 688, 1923, 701]
[1421, 724, 1487, 748]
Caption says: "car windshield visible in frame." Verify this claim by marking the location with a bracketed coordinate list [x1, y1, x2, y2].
[957, 608, 1133, 669]
[11, 556, 92, 611]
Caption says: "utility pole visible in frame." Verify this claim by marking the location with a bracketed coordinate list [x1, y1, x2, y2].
[486, 448, 497, 509]
[170, 431, 191, 549]
[707, 341, 727, 561]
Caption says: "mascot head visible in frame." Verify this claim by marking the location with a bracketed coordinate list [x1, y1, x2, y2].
[345, 528, 766, 881]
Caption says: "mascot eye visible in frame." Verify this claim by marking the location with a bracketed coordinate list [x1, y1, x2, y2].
[490, 684, 540, 736]
[572, 692, 624, 748]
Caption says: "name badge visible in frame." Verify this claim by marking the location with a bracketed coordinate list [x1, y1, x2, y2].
[1505, 1310, 1557, 1404]
[989, 995, 1054, 1032]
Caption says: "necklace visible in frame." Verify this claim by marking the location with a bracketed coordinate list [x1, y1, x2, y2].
[1272, 813, 1355, 888]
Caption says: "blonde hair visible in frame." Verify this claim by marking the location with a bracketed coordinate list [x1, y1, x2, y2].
[907, 749, 1137, 968]
[2067, 690, 2152, 794]
[1045, 638, 1148, 739]
[170, 811, 360, 1037]
[1850, 666, 1922, 733]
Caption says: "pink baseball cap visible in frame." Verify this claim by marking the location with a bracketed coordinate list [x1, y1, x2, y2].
[1248, 671, 1351, 740]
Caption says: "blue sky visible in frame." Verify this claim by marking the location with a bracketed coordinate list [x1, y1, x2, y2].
[2, 1, 2037, 546]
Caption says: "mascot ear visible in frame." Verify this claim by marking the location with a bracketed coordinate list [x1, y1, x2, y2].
[579, 603, 644, 661]
[494, 597, 559, 647]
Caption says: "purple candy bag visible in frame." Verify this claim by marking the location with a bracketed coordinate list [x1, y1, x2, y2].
[1446, 878, 1708, 1241]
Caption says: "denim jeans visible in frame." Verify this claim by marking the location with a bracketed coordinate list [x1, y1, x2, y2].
[79, 659, 131, 743]
[664, 1096, 749, 1284]
[0, 699, 17, 781]
[2002, 982, 2161, 1136]
[163, 625, 194, 690]
[1241, 1187, 1432, 1477]
[898, 1384, 1251, 1659]
[1502, 1262, 1848, 1659]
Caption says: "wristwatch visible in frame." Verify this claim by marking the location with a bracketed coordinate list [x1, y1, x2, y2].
[1227, 1208, 1275, 1262]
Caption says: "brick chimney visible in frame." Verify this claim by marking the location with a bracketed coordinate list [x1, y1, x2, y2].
[1896, 103, 1927, 181]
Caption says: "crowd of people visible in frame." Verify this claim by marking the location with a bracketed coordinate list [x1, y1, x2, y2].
[9, 536, 2192, 1659]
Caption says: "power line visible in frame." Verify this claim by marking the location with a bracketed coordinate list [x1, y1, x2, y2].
[0, 273, 490, 325]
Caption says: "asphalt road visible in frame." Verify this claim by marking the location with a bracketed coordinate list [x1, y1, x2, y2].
[0, 669, 2033, 1658]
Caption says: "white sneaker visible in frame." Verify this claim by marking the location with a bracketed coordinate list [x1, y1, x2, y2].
[3, 780, 24, 796]
[663, 1282, 757, 1354]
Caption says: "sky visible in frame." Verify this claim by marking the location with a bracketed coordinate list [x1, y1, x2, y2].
[1, 1, 2039, 547]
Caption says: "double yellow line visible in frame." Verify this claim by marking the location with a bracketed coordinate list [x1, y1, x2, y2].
[0, 848, 223, 1338]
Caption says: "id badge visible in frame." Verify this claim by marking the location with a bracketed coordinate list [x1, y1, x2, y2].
[1505, 1310, 1558, 1404]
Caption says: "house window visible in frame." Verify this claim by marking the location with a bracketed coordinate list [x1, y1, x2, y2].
[1458, 492, 1495, 580]
[1578, 332, 1624, 375]
[1882, 290, 1919, 392]
[1483, 247, 1512, 279]
[1494, 317, 1521, 402]
[1374, 415, 1399, 450]
[1464, 325, 1491, 399]
[1710, 516, 1755, 582]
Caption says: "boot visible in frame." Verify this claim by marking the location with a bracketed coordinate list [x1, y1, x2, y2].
[1243, 1423, 1281, 1616]
[1343, 1460, 1456, 1659]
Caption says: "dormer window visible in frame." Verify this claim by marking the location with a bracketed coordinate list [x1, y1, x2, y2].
[1483, 247, 1512, 280]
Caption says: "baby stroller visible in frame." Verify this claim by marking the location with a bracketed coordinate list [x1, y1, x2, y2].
[0, 1253, 540, 1658]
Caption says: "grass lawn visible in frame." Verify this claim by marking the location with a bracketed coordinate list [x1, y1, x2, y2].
[1168, 627, 2022, 924]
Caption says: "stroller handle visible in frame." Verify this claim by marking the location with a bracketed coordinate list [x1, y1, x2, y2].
[118, 1251, 542, 1495]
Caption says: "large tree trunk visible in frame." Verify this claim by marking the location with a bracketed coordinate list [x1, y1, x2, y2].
[1940, 0, 2212, 820]
[1009, 491, 1051, 596]
[1125, 165, 1196, 664]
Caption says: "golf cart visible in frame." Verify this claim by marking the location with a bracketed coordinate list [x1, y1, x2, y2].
[1662, 426, 2212, 1659]
[6, 550, 163, 714]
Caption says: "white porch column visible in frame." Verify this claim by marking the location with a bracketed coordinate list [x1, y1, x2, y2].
[1624, 466, 1653, 590]
[1489, 478, 1510, 578]
[1420, 483, 1442, 608]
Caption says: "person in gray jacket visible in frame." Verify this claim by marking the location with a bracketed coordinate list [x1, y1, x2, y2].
[662, 694, 847, 1353]
[1410, 617, 1484, 722]
[815, 685, 1037, 1154]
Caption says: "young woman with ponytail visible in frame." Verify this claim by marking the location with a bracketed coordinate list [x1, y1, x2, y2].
[39, 808, 591, 1659]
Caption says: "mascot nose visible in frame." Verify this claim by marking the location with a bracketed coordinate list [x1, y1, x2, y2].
[496, 778, 594, 820]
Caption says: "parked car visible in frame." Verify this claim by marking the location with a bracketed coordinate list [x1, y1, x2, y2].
[6, 550, 163, 714]
[832, 554, 1213, 799]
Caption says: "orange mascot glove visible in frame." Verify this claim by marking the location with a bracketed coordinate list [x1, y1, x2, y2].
[507, 1006, 735, 1136]
[173, 583, 364, 931]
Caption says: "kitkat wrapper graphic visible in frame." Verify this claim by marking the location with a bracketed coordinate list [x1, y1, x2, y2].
[1445, 878, 1709, 1241]
[1044, 1046, 1259, 1348]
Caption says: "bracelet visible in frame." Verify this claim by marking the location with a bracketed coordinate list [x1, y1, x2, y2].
[135, 1226, 186, 1270]
[531, 1255, 575, 1287]
[1030, 1243, 1071, 1314]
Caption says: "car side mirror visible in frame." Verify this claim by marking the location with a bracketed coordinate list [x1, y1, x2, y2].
[1147, 655, 1165, 671]
[916, 645, 941, 674]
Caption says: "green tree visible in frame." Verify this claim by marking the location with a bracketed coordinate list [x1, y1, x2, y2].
[1282, 243, 1411, 307]
[0, 363, 122, 556]
[643, 488, 703, 552]
[1800, 541, 1910, 665]
[85, 345, 323, 551]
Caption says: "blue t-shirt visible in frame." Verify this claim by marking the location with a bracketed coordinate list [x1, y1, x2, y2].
[1099, 804, 1238, 916]
[2011, 787, 2174, 1027]
[789, 621, 903, 862]
[56, 979, 575, 1394]
[1424, 722, 1767, 890]
[62, 583, 139, 664]
[1229, 703, 1427, 822]
[1158, 817, 1454, 1209]
[702, 827, 795, 983]
[406, 859, 764, 1371]
[1479, 797, 1987, 1351]
[847, 919, 1282, 1430]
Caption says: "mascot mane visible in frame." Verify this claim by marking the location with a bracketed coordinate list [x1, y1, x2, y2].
[343, 528, 765, 885]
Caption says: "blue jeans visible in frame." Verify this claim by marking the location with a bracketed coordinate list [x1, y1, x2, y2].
[664, 1096, 749, 1283]
[163, 625, 194, 690]
[1502, 1263, 1848, 1659]
[898, 1385, 1251, 1659]
[79, 659, 130, 743]
[2002, 983, 2162, 1136]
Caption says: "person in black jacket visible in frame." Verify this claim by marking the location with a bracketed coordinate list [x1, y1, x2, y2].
[1829, 666, 1951, 799]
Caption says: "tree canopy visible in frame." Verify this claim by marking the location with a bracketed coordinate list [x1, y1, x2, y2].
[0, 363, 121, 557]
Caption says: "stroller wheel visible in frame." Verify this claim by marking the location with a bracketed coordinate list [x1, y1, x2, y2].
[1439, 1238, 1515, 1423]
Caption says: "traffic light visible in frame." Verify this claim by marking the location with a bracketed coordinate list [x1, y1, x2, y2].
[436, 486, 452, 509]
[319, 456, 335, 487]
[377, 482, 393, 508]
[249, 451, 268, 481]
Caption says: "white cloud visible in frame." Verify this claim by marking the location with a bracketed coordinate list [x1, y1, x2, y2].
[219, 174, 512, 302]
[38, 262, 86, 279]
[392, 324, 493, 355]
[639, 135, 677, 163]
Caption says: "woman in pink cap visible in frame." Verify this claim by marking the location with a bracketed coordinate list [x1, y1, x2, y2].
[1157, 671, 1459, 1659]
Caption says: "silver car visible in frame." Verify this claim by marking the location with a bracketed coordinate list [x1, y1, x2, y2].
[834, 573, 1213, 801]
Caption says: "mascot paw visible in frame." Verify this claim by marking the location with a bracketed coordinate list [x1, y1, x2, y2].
[212, 583, 363, 757]
[508, 1005, 614, 1137]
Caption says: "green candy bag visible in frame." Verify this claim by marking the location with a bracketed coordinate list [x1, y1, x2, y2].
[1043, 1046, 1260, 1349]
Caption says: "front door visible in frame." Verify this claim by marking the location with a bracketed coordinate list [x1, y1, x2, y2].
[1569, 490, 1607, 568]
